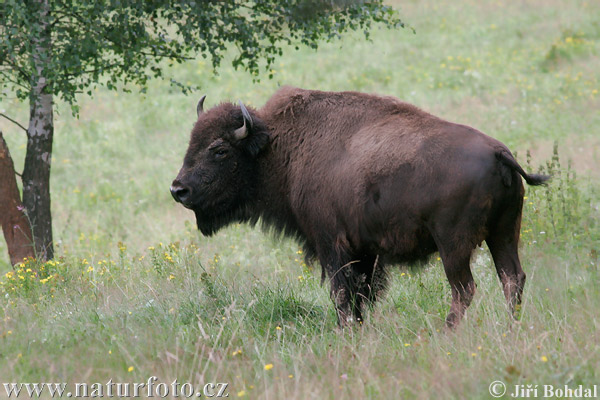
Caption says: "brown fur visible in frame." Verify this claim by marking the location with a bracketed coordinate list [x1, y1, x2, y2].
[171, 86, 549, 328]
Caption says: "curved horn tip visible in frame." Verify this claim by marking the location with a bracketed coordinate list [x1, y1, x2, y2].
[197, 95, 207, 116]
[238, 100, 254, 128]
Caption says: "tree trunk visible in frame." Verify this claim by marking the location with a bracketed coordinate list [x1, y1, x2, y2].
[0, 131, 35, 266]
[22, 0, 54, 260]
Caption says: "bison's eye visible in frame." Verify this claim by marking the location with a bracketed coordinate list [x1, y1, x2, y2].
[212, 148, 228, 159]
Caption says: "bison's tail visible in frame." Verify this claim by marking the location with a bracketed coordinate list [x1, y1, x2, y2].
[496, 150, 551, 186]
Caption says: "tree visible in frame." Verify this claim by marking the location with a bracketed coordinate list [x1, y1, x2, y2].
[0, 130, 35, 265]
[0, 0, 404, 263]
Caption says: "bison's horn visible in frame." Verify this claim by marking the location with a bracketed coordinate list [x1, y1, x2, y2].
[197, 95, 206, 117]
[234, 100, 253, 140]
[234, 119, 248, 140]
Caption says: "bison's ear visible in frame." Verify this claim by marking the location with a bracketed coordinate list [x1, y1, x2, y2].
[243, 129, 270, 157]
[197, 95, 206, 117]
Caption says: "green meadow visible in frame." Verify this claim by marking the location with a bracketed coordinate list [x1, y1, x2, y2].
[1, 0, 599, 398]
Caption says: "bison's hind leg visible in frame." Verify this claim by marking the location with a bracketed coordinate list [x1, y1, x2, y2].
[440, 249, 477, 329]
[486, 209, 526, 319]
[431, 228, 478, 329]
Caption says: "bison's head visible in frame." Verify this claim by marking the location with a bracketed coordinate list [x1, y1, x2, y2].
[171, 96, 270, 235]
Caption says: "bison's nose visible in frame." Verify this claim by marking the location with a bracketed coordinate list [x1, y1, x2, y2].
[170, 184, 191, 204]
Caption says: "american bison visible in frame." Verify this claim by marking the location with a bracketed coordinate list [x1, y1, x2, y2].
[171, 86, 549, 328]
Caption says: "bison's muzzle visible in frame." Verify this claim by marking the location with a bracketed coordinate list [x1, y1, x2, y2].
[170, 182, 191, 205]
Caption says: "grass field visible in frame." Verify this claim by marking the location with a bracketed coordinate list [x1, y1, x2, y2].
[1, 0, 599, 398]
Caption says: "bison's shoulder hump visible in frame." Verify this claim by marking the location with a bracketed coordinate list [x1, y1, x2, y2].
[261, 86, 315, 117]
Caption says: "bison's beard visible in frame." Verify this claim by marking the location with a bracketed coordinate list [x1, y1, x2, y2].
[194, 209, 220, 236]
[193, 207, 245, 237]
[191, 192, 255, 236]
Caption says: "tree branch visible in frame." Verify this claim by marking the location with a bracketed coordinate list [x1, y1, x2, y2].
[0, 113, 28, 133]
[0, 71, 31, 93]
[0, 57, 32, 84]
[58, 8, 196, 62]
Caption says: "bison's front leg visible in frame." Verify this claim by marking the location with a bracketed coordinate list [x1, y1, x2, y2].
[317, 235, 362, 328]
[331, 281, 357, 327]
[351, 255, 388, 323]
[328, 256, 388, 327]
[327, 259, 365, 327]
[322, 257, 363, 327]
[319, 237, 375, 327]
